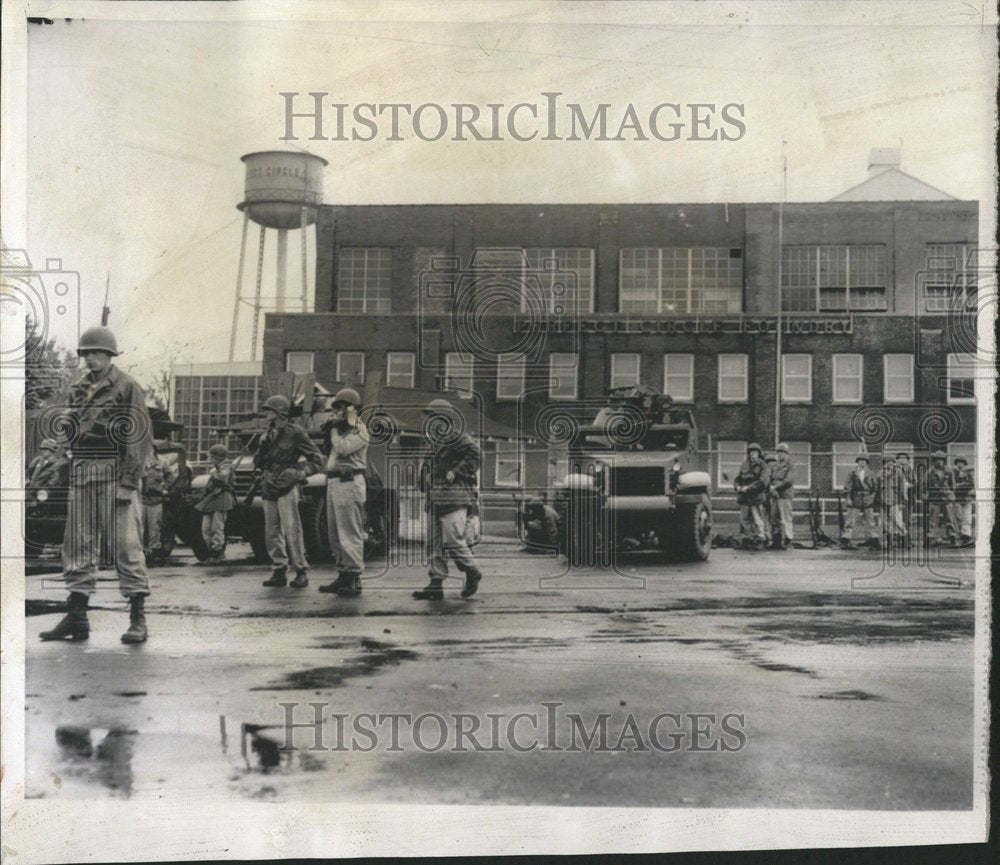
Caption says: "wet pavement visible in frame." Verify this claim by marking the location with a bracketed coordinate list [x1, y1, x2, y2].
[24, 540, 976, 808]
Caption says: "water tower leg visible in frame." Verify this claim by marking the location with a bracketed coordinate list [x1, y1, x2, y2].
[250, 224, 266, 362]
[300, 205, 308, 312]
[228, 211, 250, 362]
[276, 229, 288, 313]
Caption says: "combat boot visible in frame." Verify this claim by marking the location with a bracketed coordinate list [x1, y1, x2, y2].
[39, 592, 90, 641]
[290, 569, 309, 588]
[460, 566, 483, 599]
[319, 571, 354, 594]
[121, 595, 148, 644]
[262, 566, 287, 587]
[412, 578, 444, 600]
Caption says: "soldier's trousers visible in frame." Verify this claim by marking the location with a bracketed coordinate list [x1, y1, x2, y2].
[262, 486, 308, 571]
[949, 503, 973, 538]
[881, 504, 907, 538]
[428, 507, 478, 579]
[326, 474, 366, 574]
[844, 506, 878, 542]
[201, 510, 228, 557]
[773, 499, 794, 542]
[62, 479, 149, 597]
[926, 503, 955, 542]
[143, 503, 163, 551]
[738, 504, 766, 541]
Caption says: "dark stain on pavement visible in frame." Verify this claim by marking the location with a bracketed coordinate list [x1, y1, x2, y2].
[817, 690, 884, 701]
[252, 638, 418, 691]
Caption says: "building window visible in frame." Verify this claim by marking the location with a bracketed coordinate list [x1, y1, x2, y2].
[781, 245, 887, 312]
[718, 354, 748, 403]
[883, 354, 914, 403]
[494, 441, 522, 487]
[337, 247, 392, 313]
[947, 442, 977, 485]
[946, 353, 975, 404]
[717, 440, 745, 489]
[781, 354, 812, 403]
[549, 353, 578, 400]
[496, 356, 526, 401]
[925, 244, 978, 313]
[619, 247, 743, 314]
[663, 354, 694, 402]
[524, 248, 595, 314]
[386, 352, 415, 389]
[783, 441, 812, 489]
[832, 354, 863, 404]
[832, 442, 864, 489]
[444, 352, 474, 397]
[285, 351, 314, 374]
[336, 352, 365, 387]
[171, 373, 260, 462]
[610, 353, 640, 389]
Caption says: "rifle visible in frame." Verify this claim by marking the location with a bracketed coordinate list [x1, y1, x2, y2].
[836, 490, 845, 540]
[807, 489, 818, 548]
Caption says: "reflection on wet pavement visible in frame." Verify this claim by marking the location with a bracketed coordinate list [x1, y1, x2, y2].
[54, 725, 137, 797]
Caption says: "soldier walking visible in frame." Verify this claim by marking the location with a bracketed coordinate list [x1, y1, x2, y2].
[413, 398, 484, 600]
[768, 443, 796, 550]
[195, 443, 235, 563]
[318, 388, 370, 597]
[841, 454, 879, 549]
[255, 395, 324, 588]
[949, 456, 974, 547]
[734, 442, 769, 550]
[925, 451, 956, 547]
[40, 326, 153, 644]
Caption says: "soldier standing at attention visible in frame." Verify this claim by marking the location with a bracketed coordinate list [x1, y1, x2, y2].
[40, 326, 153, 644]
[413, 398, 484, 600]
[255, 395, 325, 589]
[877, 453, 908, 549]
[195, 443, 236, 563]
[768, 443, 796, 550]
[141, 447, 167, 564]
[841, 454, 879, 550]
[949, 455, 974, 547]
[925, 451, 956, 547]
[318, 388, 370, 597]
[895, 452, 916, 538]
[734, 442, 769, 550]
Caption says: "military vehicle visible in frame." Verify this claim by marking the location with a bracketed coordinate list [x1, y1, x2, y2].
[555, 386, 712, 564]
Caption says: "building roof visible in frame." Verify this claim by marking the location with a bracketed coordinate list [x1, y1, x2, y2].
[830, 167, 956, 202]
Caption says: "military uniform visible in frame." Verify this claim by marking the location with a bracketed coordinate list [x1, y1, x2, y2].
[769, 449, 796, 548]
[195, 447, 236, 560]
[877, 459, 908, 546]
[141, 452, 168, 560]
[842, 459, 879, 546]
[523, 500, 560, 551]
[323, 416, 369, 593]
[735, 449, 770, 548]
[925, 458, 956, 545]
[949, 461, 974, 544]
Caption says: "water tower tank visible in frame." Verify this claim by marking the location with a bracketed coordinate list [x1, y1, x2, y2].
[237, 150, 328, 230]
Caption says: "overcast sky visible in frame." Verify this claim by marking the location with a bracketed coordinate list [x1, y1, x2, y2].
[17, 0, 998, 388]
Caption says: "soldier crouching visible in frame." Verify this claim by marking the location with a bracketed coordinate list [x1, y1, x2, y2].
[40, 326, 153, 644]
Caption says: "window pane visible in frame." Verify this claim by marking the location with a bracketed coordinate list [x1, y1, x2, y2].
[386, 352, 415, 388]
[524, 248, 594, 314]
[445, 352, 474, 396]
[619, 249, 660, 313]
[784, 441, 811, 489]
[338, 247, 392, 313]
[496, 356, 525, 400]
[947, 353, 975, 403]
[782, 354, 811, 402]
[286, 351, 314, 374]
[663, 354, 694, 402]
[337, 352, 365, 387]
[884, 354, 913, 402]
[549, 353, 578, 399]
[717, 440, 746, 488]
[610, 354, 640, 389]
[833, 354, 862, 403]
[832, 442, 863, 489]
[495, 441, 521, 487]
[719, 354, 747, 401]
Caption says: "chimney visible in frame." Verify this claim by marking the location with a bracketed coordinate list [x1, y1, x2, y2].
[867, 147, 901, 176]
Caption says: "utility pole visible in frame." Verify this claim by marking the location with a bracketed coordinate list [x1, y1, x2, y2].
[775, 140, 787, 448]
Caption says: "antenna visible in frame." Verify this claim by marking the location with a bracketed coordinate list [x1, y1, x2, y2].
[101, 273, 111, 326]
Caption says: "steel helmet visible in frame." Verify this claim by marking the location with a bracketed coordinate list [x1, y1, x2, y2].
[77, 326, 119, 356]
[332, 387, 361, 407]
[953, 456, 968, 465]
[746, 442, 762, 454]
[423, 398, 454, 415]
[764, 451, 777, 462]
[39, 438, 59, 452]
[209, 444, 228, 459]
[931, 450, 947, 461]
[262, 394, 291, 417]
[776, 442, 790, 453]
[855, 454, 869, 463]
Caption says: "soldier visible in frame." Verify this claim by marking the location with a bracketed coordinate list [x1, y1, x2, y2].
[877, 453, 908, 549]
[925, 451, 956, 547]
[522, 498, 560, 552]
[895, 451, 916, 537]
[413, 398, 484, 600]
[318, 388, 370, 597]
[734, 442, 770, 550]
[841, 454, 879, 550]
[769, 443, 796, 550]
[255, 394, 325, 588]
[949, 456, 974, 547]
[141, 446, 167, 564]
[39, 326, 153, 644]
[195, 443, 235, 563]
[762, 451, 778, 545]
[27, 438, 66, 489]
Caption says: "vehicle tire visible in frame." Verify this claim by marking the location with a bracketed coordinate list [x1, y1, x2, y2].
[672, 494, 712, 562]
[300, 494, 331, 562]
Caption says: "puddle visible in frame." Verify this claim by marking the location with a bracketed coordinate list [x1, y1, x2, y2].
[52, 725, 137, 798]
[423, 636, 569, 658]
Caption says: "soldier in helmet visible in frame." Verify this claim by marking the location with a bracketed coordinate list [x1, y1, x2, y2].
[841, 454, 879, 550]
[255, 394, 324, 588]
[318, 388, 370, 597]
[949, 455, 974, 547]
[27, 438, 68, 491]
[768, 443, 796, 550]
[39, 326, 154, 644]
[925, 450, 956, 547]
[195, 443, 236, 563]
[734, 442, 770, 550]
[413, 398, 484, 600]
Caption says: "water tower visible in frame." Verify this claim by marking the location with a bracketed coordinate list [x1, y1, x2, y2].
[229, 150, 328, 360]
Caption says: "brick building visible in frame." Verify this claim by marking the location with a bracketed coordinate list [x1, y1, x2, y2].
[261, 156, 978, 495]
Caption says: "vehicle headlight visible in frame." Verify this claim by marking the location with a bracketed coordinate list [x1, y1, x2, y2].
[36, 489, 49, 503]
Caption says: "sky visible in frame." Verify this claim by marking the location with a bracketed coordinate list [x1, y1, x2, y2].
[13, 0, 998, 389]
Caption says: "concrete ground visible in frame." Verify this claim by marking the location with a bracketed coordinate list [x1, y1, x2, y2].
[23, 538, 976, 809]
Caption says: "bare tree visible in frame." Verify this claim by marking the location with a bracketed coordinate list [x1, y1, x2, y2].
[145, 368, 172, 412]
